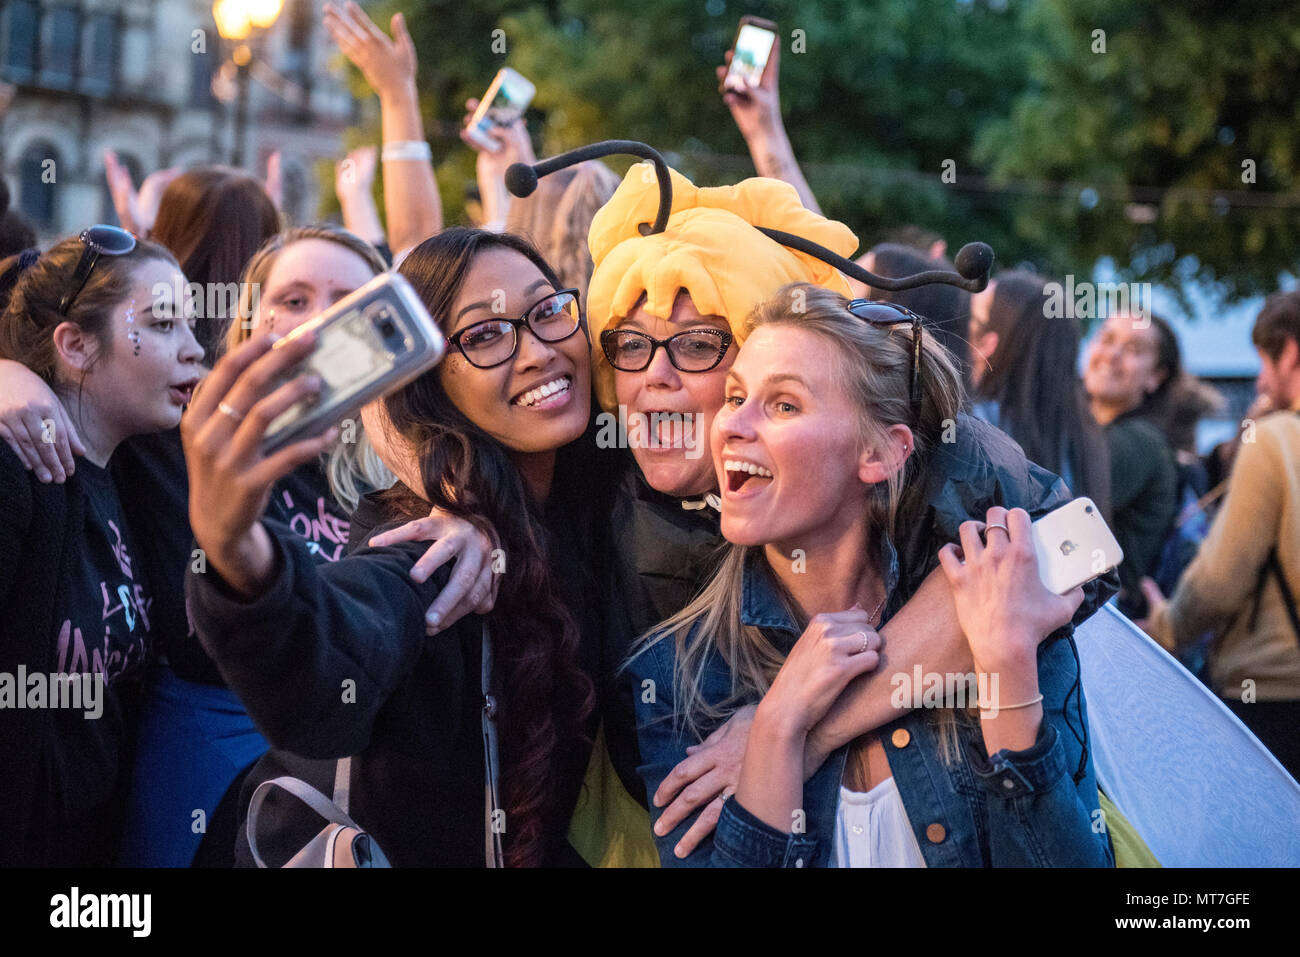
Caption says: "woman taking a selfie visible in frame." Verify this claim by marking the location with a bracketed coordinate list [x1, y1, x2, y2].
[630, 284, 1114, 867]
[0, 229, 204, 865]
[116, 223, 407, 867]
[182, 228, 609, 866]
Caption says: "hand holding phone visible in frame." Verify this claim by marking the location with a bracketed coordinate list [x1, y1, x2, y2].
[937, 507, 1086, 675]
[260, 272, 447, 455]
[718, 17, 781, 142]
[463, 68, 536, 153]
[720, 16, 778, 94]
[181, 330, 334, 599]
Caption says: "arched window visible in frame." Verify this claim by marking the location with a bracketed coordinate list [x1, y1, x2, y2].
[20, 140, 60, 229]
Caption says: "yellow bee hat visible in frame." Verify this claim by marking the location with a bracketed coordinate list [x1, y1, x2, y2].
[502, 142, 991, 412]
[582, 163, 859, 409]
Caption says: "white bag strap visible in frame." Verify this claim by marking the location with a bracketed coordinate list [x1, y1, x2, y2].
[482, 618, 505, 868]
[333, 756, 352, 813]
[246, 771, 364, 869]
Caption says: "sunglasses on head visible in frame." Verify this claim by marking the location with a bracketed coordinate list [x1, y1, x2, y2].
[847, 298, 925, 425]
[58, 225, 137, 316]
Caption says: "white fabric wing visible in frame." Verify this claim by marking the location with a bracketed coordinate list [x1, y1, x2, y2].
[1076, 604, 1300, 866]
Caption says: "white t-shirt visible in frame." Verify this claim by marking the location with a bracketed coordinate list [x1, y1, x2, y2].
[831, 776, 927, 868]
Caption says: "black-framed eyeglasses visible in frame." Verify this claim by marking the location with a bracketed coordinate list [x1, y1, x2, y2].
[600, 327, 734, 373]
[447, 288, 584, 369]
[847, 298, 924, 424]
[58, 225, 137, 316]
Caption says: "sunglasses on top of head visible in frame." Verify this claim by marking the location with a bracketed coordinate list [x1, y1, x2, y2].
[847, 298, 925, 425]
[58, 225, 137, 316]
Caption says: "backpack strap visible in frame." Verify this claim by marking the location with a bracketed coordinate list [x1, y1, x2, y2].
[246, 772, 365, 869]
[482, 617, 505, 868]
[1265, 549, 1300, 647]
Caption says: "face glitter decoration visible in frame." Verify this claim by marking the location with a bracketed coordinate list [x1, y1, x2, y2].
[125, 300, 141, 356]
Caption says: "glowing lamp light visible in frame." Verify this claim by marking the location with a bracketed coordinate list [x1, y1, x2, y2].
[213, 0, 252, 40]
[248, 0, 285, 30]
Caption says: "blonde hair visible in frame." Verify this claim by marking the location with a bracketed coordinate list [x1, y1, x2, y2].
[505, 160, 620, 303]
[226, 224, 394, 512]
[638, 283, 975, 757]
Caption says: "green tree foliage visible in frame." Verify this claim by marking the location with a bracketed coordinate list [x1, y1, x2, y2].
[975, 0, 1300, 299]
[355, 0, 1298, 299]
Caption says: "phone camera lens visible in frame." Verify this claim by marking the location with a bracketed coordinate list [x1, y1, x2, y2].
[1085, 505, 1094, 514]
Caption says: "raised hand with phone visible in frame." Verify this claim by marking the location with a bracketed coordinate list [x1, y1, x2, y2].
[460, 69, 538, 231]
[717, 17, 823, 215]
[182, 331, 336, 599]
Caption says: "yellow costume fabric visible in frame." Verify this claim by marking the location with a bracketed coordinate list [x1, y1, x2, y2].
[1100, 790, 1161, 867]
[585, 162, 859, 411]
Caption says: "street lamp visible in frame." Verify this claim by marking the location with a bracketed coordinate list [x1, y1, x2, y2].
[213, 0, 284, 168]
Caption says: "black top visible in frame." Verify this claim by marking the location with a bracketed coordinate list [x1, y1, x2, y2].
[113, 429, 352, 684]
[265, 461, 353, 564]
[189, 480, 604, 867]
[1105, 412, 1179, 616]
[0, 443, 153, 866]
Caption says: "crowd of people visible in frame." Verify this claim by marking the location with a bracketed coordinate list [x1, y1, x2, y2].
[0, 1, 1296, 869]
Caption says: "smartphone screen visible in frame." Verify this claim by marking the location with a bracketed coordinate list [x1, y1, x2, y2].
[484, 69, 534, 126]
[726, 23, 776, 89]
[466, 68, 536, 151]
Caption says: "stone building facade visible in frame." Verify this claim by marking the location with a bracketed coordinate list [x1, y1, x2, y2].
[0, 0, 361, 239]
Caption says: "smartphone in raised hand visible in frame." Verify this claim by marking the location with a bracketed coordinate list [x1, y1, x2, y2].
[260, 272, 446, 455]
[464, 68, 536, 152]
[721, 15, 778, 94]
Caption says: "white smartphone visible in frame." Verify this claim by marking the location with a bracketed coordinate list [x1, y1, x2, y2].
[721, 16, 777, 93]
[464, 67, 536, 152]
[1030, 497, 1124, 595]
[260, 272, 446, 455]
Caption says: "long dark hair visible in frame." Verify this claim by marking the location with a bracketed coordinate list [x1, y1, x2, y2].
[976, 270, 1111, 516]
[148, 167, 281, 363]
[380, 227, 595, 867]
[867, 243, 973, 388]
[1131, 312, 1182, 422]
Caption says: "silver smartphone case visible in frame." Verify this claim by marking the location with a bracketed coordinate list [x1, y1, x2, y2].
[261, 272, 445, 455]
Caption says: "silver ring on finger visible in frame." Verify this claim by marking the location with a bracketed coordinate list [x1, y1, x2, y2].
[855, 631, 871, 655]
[984, 522, 1009, 539]
[217, 401, 246, 424]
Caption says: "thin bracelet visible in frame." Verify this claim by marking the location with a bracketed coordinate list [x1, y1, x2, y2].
[381, 140, 432, 162]
[978, 692, 1043, 712]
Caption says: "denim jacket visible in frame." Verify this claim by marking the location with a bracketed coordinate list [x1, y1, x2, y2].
[629, 546, 1116, 868]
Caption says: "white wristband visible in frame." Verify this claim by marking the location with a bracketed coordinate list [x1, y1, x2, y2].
[381, 140, 432, 162]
